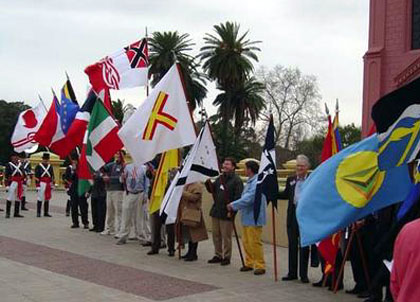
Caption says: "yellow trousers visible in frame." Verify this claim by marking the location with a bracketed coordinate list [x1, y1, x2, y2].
[242, 226, 265, 270]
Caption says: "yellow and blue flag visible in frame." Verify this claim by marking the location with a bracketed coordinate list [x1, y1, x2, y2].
[60, 79, 79, 134]
[297, 134, 412, 246]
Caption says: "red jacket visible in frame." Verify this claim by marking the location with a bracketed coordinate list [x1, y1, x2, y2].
[391, 218, 420, 302]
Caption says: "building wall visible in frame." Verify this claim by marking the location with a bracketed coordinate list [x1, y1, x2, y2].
[362, 0, 420, 135]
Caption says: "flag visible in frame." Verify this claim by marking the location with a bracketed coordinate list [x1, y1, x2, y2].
[85, 38, 148, 92]
[296, 134, 412, 246]
[64, 90, 97, 152]
[59, 79, 79, 134]
[149, 149, 179, 215]
[254, 115, 278, 222]
[78, 132, 93, 196]
[85, 99, 123, 171]
[118, 64, 196, 164]
[321, 115, 336, 161]
[11, 101, 47, 152]
[397, 183, 420, 221]
[33, 95, 74, 157]
[371, 76, 420, 170]
[317, 233, 341, 275]
[160, 122, 219, 224]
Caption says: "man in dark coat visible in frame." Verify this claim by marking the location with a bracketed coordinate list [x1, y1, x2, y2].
[278, 154, 311, 283]
[90, 169, 107, 232]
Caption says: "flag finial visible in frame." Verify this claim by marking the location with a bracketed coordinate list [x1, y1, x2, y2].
[324, 103, 330, 116]
[335, 98, 339, 113]
[65, 71, 70, 81]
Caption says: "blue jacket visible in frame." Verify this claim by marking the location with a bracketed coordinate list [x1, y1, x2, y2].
[230, 175, 267, 227]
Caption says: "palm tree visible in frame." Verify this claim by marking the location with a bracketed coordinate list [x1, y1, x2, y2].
[199, 21, 261, 91]
[148, 31, 207, 110]
[213, 77, 266, 136]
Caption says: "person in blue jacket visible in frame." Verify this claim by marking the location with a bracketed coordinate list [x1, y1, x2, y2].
[228, 160, 266, 275]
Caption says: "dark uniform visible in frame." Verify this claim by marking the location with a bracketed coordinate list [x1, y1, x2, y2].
[90, 171, 107, 232]
[5, 158, 26, 218]
[34, 159, 55, 217]
[20, 159, 32, 211]
[64, 164, 89, 228]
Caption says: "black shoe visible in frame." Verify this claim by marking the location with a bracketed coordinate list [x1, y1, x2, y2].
[22, 207, 29, 211]
[71, 224, 79, 228]
[95, 229, 104, 233]
[44, 213, 52, 217]
[312, 280, 324, 287]
[66, 212, 70, 217]
[181, 253, 190, 259]
[83, 224, 89, 229]
[141, 242, 152, 247]
[282, 275, 298, 281]
[184, 255, 198, 262]
[357, 291, 370, 299]
[220, 258, 230, 266]
[254, 269, 266, 275]
[240, 266, 253, 272]
[208, 256, 222, 264]
[14, 214, 24, 218]
[0, 208, 4, 212]
[363, 298, 382, 302]
[89, 228, 97, 232]
[147, 250, 159, 255]
[346, 287, 365, 295]
[301, 277, 310, 284]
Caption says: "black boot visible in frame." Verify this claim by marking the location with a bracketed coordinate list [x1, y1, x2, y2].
[184, 242, 198, 261]
[65, 200, 71, 216]
[6, 201, 11, 218]
[44, 201, 52, 217]
[37, 201, 42, 217]
[21, 196, 29, 211]
[14, 201, 24, 218]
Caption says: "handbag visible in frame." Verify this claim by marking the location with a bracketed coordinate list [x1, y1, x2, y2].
[181, 207, 201, 228]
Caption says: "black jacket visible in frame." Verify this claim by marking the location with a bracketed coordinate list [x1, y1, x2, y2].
[278, 175, 298, 227]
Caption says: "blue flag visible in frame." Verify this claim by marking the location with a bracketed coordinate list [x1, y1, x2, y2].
[254, 115, 278, 222]
[297, 134, 412, 246]
[59, 80, 79, 134]
[397, 183, 420, 221]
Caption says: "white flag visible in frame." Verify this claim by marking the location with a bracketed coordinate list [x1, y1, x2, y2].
[118, 64, 196, 164]
[160, 122, 219, 224]
[11, 102, 47, 152]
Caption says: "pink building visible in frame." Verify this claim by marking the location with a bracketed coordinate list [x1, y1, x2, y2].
[362, 0, 420, 135]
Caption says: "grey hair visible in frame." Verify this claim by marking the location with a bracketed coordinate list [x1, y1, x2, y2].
[296, 154, 310, 168]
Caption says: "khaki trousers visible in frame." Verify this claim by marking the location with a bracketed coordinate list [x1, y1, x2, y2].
[118, 192, 140, 242]
[105, 191, 123, 234]
[212, 217, 233, 260]
[243, 226, 265, 270]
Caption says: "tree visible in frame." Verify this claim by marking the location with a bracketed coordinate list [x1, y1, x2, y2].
[257, 65, 323, 149]
[0, 100, 30, 164]
[200, 22, 263, 153]
[338, 123, 361, 148]
[149, 31, 207, 110]
[111, 99, 135, 124]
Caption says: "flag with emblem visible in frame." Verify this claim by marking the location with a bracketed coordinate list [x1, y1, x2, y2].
[78, 131, 93, 196]
[118, 64, 196, 164]
[254, 115, 278, 223]
[160, 122, 219, 224]
[59, 79, 79, 134]
[85, 98, 123, 171]
[84, 38, 148, 92]
[11, 101, 47, 152]
[33, 95, 75, 158]
[149, 149, 179, 215]
[296, 134, 412, 246]
[371, 76, 420, 170]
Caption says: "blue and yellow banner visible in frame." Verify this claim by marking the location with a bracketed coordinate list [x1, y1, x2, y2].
[297, 134, 412, 246]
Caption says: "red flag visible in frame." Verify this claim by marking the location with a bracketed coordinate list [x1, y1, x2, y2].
[321, 115, 334, 162]
[33, 95, 74, 157]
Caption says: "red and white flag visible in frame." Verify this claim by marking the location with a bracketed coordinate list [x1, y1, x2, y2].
[84, 38, 149, 92]
[11, 102, 47, 152]
[33, 95, 74, 157]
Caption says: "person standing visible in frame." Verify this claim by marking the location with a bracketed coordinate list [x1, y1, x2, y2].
[102, 153, 125, 236]
[205, 157, 243, 266]
[63, 161, 76, 217]
[228, 160, 266, 275]
[64, 156, 89, 229]
[19, 153, 31, 211]
[90, 169, 107, 233]
[391, 218, 420, 302]
[278, 154, 311, 283]
[116, 162, 148, 245]
[179, 182, 208, 261]
[5, 153, 26, 218]
[34, 153, 54, 217]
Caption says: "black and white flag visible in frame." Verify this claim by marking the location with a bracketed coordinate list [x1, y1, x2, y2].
[254, 115, 279, 222]
[160, 121, 219, 224]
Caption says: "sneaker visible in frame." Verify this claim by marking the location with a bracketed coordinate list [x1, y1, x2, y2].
[208, 256, 222, 264]
[254, 269, 266, 275]
[220, 258, 230, 266]
[71, 224, 79, 228]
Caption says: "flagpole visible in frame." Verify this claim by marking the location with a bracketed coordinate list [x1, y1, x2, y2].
[145, 26, 150, 97]
[38, 94, 48, 112]
[272, 203, 278, 281]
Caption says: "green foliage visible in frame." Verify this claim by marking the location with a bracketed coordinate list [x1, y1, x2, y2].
[149, 31, 207, 110]
[0, 100, 30, 164]
[111, 99, 124, 124]
[338, 123, 361, 148]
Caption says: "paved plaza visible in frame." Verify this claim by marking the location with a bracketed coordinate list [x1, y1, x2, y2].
[0, 190, 358, 302]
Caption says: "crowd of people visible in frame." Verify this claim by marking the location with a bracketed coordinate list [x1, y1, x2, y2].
[2, 152, 420, 302]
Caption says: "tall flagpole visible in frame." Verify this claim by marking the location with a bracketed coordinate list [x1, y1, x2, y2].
[145, 26, 150, 97]
[38, 94, 48, 112]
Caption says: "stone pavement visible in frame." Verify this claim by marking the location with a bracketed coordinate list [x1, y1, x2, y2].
[0, 190, 359, 302]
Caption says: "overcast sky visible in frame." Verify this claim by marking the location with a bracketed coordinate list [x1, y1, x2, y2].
[1, 0, 369, 126]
